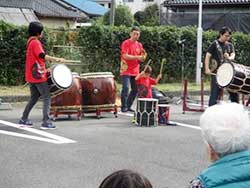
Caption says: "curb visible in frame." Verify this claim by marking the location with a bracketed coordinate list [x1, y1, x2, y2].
[0, 90, 210, 103]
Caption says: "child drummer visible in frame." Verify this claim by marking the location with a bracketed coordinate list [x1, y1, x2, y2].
[135, 65, 162, 98]
[131, 65, 162, 124]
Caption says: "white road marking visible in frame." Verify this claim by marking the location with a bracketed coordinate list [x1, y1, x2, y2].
[118, 112, 201, 130]
[0, 120, 76, 144]
[171, 121, 201, 130]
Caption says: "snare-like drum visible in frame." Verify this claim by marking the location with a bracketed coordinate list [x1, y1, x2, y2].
[216, 61, 250, 94]
[47, 64, 73, 96]
[158, 104, 170, 125]
[136, 98, 158, 127]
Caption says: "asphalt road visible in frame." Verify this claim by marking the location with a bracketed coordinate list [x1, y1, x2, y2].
[0, 102, 208, 188]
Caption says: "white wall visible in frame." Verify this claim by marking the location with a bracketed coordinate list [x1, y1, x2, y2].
[39, 17, 76, 29]
[116, 0, 164, 14]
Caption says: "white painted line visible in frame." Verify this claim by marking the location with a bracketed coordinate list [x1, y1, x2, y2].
[0, 120, 76, 144]
[118, 112, 201, 130]
[0, 130, 61, 144]
[173, 121, 201, 130]
[118, 112, 134, 117]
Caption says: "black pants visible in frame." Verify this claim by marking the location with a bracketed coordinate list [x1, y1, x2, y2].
[21, 82, 51, 124]
[209, 75, 239, 106]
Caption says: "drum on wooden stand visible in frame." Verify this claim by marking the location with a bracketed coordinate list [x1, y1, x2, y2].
[47, 64, 73, 96]
[50, 72, 82, 120]
[80, 72, 117, 118]
[216, 60, 250, 94]
[136, 98, 158, 127]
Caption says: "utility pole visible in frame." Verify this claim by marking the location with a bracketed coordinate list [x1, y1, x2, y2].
[196, 0, 203, 85]
[110, 0, 116, 26]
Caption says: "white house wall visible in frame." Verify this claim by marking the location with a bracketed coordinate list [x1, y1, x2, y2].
[116, 0, 164, 14]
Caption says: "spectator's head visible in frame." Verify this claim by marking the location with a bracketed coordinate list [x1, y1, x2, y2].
[28, 21, 44, 37]
[200, 103, 250, 162]
[130, 26, 141, 41]
[218, 26, 232, 42]
[99, 169, 153, 188]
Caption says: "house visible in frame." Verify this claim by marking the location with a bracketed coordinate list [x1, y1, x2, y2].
[163, 0, 250, 32]
[116, 0, 165, 14]
[62, 0, 109, 17]
[0, 0, 87, 28]
[94, 0, 112, 9]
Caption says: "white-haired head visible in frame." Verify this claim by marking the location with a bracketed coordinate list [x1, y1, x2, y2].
[200, 102, 250, 158]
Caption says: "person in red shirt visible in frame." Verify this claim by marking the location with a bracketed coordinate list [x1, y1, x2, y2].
[120, 26, 146, 112]
[135, 65, 162, 98]
[19, 21, 65, 129]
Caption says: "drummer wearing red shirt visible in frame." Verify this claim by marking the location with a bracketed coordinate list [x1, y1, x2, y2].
[120, 26, 146, 112]
[135, 66, 162, 98]
[19, 21, 65, 129]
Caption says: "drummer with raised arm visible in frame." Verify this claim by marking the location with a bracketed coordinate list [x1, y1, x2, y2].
[19, 21, 65, 130]
[204, 26, 239, 106]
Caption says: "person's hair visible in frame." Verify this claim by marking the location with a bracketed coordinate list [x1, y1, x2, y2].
[217, 26, 232, 39]
[131, 26, 141, 32]
[99, 169, 153, 188]
[200, 103, 250, 158]
[144, 65, 152, 74]
[28, 21, 44, 37]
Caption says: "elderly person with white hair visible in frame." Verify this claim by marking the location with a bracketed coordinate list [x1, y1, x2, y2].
[189, 103, 250, 188]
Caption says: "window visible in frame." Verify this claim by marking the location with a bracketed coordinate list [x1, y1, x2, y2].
[123, 0, 134, 2]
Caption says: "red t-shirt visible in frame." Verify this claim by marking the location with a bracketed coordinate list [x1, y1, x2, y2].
[120, 39, 144, 76]
[136, 77, 157, 98]
[25, 37, 47, 83]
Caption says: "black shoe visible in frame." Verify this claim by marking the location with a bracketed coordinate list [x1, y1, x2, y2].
[127, 108, 135, 113]
[121, 108, 128, 112]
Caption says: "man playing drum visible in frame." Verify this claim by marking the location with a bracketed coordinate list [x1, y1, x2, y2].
[19, 21, 65, 129]
[204, 26, 239, 106]
[120, 26, 146, 112]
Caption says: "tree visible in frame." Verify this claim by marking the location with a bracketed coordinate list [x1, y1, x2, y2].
[102, 5, 134, 26]
[134, 4, 160, 26]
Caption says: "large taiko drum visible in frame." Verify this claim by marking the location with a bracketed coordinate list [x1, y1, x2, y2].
[216, 61, 250, 94]
[136, 98, 158, 127]
[47, 64, 73, 96]
[50, 72, 82, 120]
[80, 72, 117, 118]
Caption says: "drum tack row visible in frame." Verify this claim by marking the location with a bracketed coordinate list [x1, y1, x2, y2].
[48, 64, 171, 126]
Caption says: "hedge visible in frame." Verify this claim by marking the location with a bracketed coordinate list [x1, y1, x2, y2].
[1, 21, 250, 85]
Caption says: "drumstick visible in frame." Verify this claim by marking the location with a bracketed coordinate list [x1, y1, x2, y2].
[64, 60, 81, 63]
[160, 58, 166, 74]
[144, 59, 152, 71]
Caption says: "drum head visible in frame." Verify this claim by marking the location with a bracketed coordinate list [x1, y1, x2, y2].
[216, 63, 234, 87]
[52, 64, 73, 89]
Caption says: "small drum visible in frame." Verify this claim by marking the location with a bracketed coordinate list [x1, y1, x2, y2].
[216, 61, 250, 94]
[158, 104, 170, 125]
[80, 72, 116, 106]
[136, 98, 158, 127]
[47, 64, 73, 96]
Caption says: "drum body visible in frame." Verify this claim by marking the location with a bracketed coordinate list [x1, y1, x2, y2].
[80, 72, 117, 118]
[50, 73, 82, 120]
[158, 104, 170, 125]
[47, 64, 73, 96]
[80, 72, 116, 106]
[136, 98, 158, 127]
[216, 61, 250, 94]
